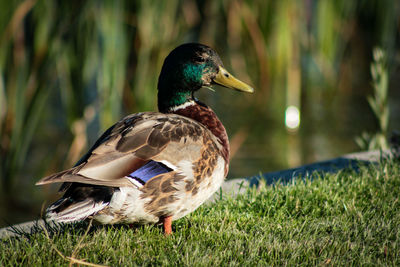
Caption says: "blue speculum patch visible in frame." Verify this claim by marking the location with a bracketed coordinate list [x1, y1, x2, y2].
[128, 161, 172, 184]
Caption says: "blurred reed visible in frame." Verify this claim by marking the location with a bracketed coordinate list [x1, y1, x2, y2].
[0, 0, 399, 199]
[356, 48, 389, 150]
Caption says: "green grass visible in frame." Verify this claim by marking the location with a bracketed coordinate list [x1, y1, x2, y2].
[1, 160, 400, 266]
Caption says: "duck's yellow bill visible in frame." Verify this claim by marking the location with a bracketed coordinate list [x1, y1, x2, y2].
[213, 66, 254, 93]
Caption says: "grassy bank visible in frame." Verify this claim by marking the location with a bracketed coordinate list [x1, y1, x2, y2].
[1, 160, 400, 266]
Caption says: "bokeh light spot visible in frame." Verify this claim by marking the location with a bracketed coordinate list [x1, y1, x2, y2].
[285, 106, 300, 130]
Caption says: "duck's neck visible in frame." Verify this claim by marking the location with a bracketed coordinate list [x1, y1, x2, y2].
[167, 100, 230, 169]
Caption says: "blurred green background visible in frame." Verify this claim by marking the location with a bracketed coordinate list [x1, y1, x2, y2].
[0, 0, 399, 227]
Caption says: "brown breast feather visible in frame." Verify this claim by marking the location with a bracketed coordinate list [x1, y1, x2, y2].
[172, 102, 230, 176]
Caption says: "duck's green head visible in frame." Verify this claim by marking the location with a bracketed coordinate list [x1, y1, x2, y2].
[157, 43, 253, 112]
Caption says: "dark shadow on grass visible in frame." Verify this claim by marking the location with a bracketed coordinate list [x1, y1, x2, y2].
[249, 157, 372, 187]
[3, 218, 165, 241]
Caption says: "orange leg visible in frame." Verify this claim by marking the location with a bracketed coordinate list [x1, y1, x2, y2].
[163, 216, 172, 235]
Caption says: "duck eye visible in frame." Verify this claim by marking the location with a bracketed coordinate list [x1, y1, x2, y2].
[224, 73, 229, 78]
[194, 55, 205, 63]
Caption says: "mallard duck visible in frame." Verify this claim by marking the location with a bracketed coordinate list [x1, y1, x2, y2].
[36, 43, 253, 234]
